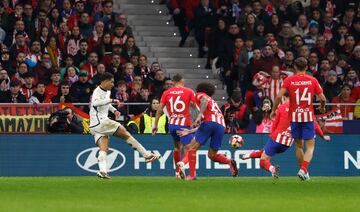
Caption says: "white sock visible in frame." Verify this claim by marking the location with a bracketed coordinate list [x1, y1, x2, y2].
[98, 150, 108, 173]
[269, 165, 275, 173]
[125, 136, 148, 157]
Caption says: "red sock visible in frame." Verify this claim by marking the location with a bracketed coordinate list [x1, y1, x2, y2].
[212, 154, 231, 164]
[173, 150, 181, 172]
[182, 151, 189, 165]
[260, 159, 272, 172]
[250, 149, 264, 158]
[188, 150, 197, 177]
[301, 161, 310, 173]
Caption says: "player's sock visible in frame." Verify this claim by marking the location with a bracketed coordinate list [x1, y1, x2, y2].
[212, 154, 231, 164]
[98, 150, 108, 173]
[300, 161, 310, 173]
[173, 149, 181, 172]
[125, 136, 148, 157]
[188, 150, 197, 177]
[260, 159, 273, 172]
[250, 149, 264, 158]
[182, 151, 189, 165]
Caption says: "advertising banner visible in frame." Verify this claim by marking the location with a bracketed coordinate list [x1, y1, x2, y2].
[0, 134, 359, 176]
[0, 115, 49, 133]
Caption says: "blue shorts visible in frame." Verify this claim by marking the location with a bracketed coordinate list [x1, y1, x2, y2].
[264, 138, 289, 157]
[169, 124, 193, 145]
[194, 122, 225, 150]
[290, 122, 315, 140]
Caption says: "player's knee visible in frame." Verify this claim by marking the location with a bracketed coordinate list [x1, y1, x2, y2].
[174, 141, 181, 150]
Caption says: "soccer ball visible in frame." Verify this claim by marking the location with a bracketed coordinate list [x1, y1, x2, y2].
[229, 135, 244, 149]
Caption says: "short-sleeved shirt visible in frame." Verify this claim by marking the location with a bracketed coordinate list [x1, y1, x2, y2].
[160, 86, 195, 126]
[283, 74, 322, 122]
[195, 92, 225, 127]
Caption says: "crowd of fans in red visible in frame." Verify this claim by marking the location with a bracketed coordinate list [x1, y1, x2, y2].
[0, 0, 359, 133]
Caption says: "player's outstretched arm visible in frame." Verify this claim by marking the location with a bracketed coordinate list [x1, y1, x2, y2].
[176, 127, 199, 137]
[195, 96, 208, 124]
[316, 93, 327, 113]
[271, 88, 287, 119]
[152, 102, 165, 135]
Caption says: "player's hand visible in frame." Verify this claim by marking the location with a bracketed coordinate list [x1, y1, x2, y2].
[194, 114, 202, 126]
[270, 111, 276, 120]
[112, 99, 122, 107]
[114, 111, 121, 119]
[176, 128, 190, 137]
[317, 106, 326, 113]
[323, 135, 331, 142]
[152, 127, 158, 135]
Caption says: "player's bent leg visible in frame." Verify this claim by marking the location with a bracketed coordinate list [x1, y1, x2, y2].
[260, 152, 279, 179]
[208, 148, 238, 177]
[96, 136, 111, 179]
[113, 126, 160, 162]
[242, 149, 264, 160]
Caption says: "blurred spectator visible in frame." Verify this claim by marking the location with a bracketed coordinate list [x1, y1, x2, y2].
[64, 66, 79, 86]
[323, 70, 342, 103]
[29, 82, 47, 104]
[315, 59, 332, 84]
[74, 39, 89, 67]
[94, 0, 117, 31]
[45, 71, 61, 102]
[0, 80, 26, 103]
[221, 90, 249, 134]
[48, 107, 83, 134]
[51, 81, 75, 103]
[80, 52, 98, 79]
[253, 97, 273, 133]
[70, 71, 92, 112]
[194, 0, 216, 58]
[33, 53, 52, 84]
[116, 14, 133, 37]
[140, 98, 168, 134]
[151, 70, 167, 98]
[253, 45, 280, 74]
[121, 36, 140, 62]
[90, 63, 106, 86]
[134, 55, 150, 79]
[123, 62, 134, 85]
[20, 72, 36, 101]
[343, 67, 360, 87]
[348, 45, 360, 72]
[332, 84, 356, 120]
[292, 14, 309, 37]
[0, 69, 10, 91]
[130, 87, 151, 115]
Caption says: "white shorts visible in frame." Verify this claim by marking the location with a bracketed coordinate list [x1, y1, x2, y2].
[89, 118, 122, 144]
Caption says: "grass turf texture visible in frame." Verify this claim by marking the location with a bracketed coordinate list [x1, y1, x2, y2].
[0, 177, 359, 212]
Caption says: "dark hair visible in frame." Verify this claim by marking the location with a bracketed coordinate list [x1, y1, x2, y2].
[294, 57, 308, 71]
[284, 91, 289, 98]
[60, 81, 70, 87]
[100, 72, 114, 82]
[196, 82, 215, 97]
[37, 81, 46, 87]
[116, 80, 127, 87]
[102, 0, 113, 7]
[79, 39, 88, 44]
[172, 74, 183, 82]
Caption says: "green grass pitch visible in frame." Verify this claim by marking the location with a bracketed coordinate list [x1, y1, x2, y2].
[0, 177, 359, 212]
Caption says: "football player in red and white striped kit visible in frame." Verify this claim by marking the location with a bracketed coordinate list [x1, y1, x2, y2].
[271, 57, 327, 181]
[243, 93, 330, 178]
[153, 74, 196, 179]
[177, 82, 238, 180]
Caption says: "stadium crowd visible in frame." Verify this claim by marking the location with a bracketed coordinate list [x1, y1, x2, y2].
[0, 0, 359, 134]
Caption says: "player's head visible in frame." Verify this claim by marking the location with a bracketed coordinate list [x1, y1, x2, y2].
[100, 72, 115, 90]
[294, 57, 308, 73]
[196, 82, 215, 97]
[172, 74, 184, 86]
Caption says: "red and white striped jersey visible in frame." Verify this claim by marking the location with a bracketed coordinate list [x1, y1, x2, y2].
[195, 92, 226, 127]
[270, 103, 293, 147]
[282, 74, 323, 123]
[265, 79, 283, 103]
[160, 86, 195, 127]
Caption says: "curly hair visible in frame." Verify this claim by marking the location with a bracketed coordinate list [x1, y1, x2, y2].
[196, 82, 215, 97]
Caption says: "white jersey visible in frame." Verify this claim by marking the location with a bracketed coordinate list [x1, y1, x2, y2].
[89, 86, 117, 128]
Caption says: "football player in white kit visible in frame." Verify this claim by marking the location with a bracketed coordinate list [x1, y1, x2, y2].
[89, 73, 159, 179]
